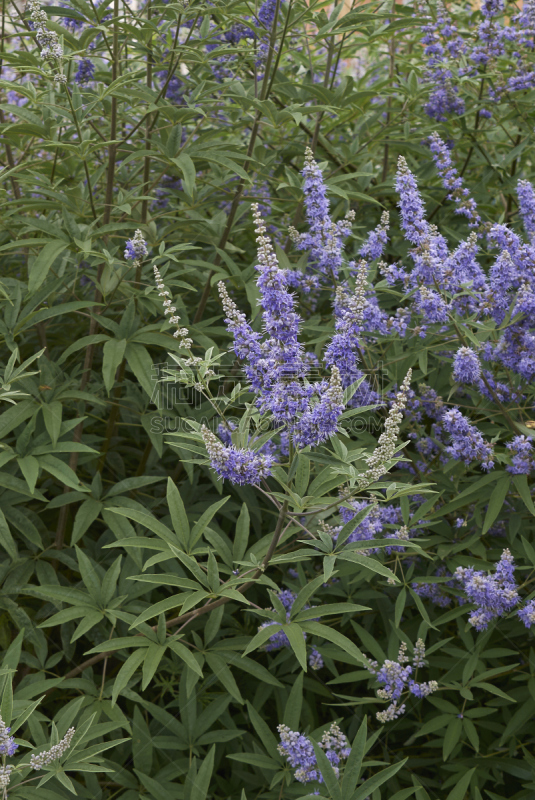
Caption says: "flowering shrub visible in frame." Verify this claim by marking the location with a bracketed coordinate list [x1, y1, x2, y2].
[0, 0, 535, 798]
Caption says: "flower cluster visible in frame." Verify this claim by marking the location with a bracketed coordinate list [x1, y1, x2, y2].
[27, 0, 66, 84]
[152, 265, 192, 348]
[365, 640, 438, 723]
[0, 717, 17, 758]
[29, 727, 76, 769]
[420, 2, 466, 121]
[454, 549, 520, 630]
[359, 370, 412, 486]
[201, 424, 274, 485]
[441, 408, 494, 470]
[277, 721, 351, 784]
[428, 133, 481, 228]
[218, 198, 351, 464]
[452, 347, 482, 385]
[506, 435, 535, 475]
[420, 0, 535, 120]
[74, 58, 95, 85]
[289, 147, 355, 281]
[124, 229, 149, 264]
[518, 599, 535, 628]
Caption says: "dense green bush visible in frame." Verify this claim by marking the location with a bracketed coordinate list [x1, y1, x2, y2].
[1, 0, 535, 798]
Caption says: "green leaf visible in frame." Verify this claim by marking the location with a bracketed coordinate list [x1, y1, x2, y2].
[174, 153, 196, 196]
[513, 474, 535, 516]
[336, 550, 398, 582]
[166, 477, 190, 548]
[189, 496, 230, 548]
[142, 643, 167, 690]
[445, 768, 476, 800]
[41, 400, 63, 446]
[233, 503, 250, 562]
[71, 499, 102, 546]
[283, 671, 303, 730]
[205, 652, 244, 704]
[16, 455, 39, 494]
[191, 746, 215, 800]
[227, 753, 279, 769]
[294, 603, 367, 621]
[291, 573, 326, 617]
[28, 240, 69, 293]
[111, 648, 146, 705]
[442, 717, 462, 761]
[481, 476, 510, 534]
[312, 740, 342, 800]
[75, 546, 101, 603]
[341, 718, 366, 797]
[0, 675, 13, 726]
[168, 640, 203, 677]
[38, 454, 88, 492]
[125, 342, 155, 398]
[243, 622, 285, 656]
[283, 623, 308, 671]
[132, 705, 153, 774]
[246, 701, 281, 760]
[350, 758, 407, 800]
[0, 509, 18, 560]
[300, 622, 365, 665]
[102, 338, 127, 394]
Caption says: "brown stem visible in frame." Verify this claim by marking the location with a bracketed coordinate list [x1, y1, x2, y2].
[55, 0, 120, 549]
[381, 0, 396, 184]
[97, 359, 127, 472]
[139, 0, 153, 261]
[134, 438, 152, 477]
[192, 0, 283, 326]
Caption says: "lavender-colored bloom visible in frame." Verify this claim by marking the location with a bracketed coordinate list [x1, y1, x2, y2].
[366, 641, 438, 722]
[277, 722, 350, 784]
[324, 261, 368, 388]
[409, 680, 439, 697]
[74, 58, 95, 84]
[375, 659, 413, 701]
[359, 211, 389, 261]
[441, 408, 494, 470]
[396, 157, 429, 246]
[308, 647, 323, 670]
[201, 425, 274, 485]
[518, 599, 535, 628]
[292, 367, 345, 449]
[421, 7, 465, 121]
[277, 726, 319, 784]
[428, 133, 481, 227]
[0, 716, 18, 757]
[416, 287, 448, 323]
[453, 346, 481, 384]
[517, 180, 535, 241]
[124, 229, 148, 262]
[506, 435, 535, 474]
[455, 549, 520, 630]
[290, 148, 354, 279]
[258, 0, 278, 28]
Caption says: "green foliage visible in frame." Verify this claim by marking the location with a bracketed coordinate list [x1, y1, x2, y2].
[1, 0, 535, 797]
